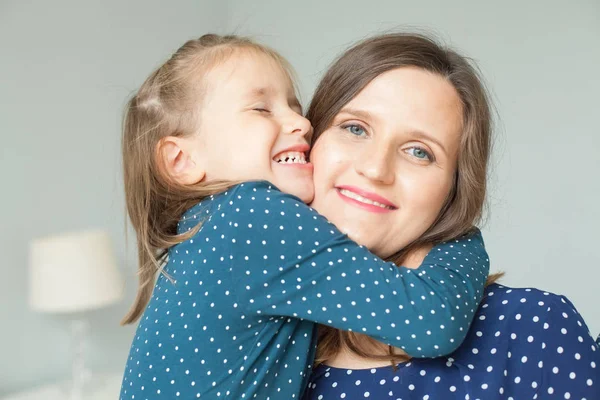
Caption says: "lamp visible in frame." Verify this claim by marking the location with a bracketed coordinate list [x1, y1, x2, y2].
[29, 229, 123, 400]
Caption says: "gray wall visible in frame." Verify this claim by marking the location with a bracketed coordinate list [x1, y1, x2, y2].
[1, 0, 598, 394]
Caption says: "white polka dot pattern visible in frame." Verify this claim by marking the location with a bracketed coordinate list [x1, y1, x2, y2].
[305, 284, 600, 400]
[120, 181, 490, 399]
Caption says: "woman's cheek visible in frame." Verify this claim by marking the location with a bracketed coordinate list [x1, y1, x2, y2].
[399, 167, 451, 214]
[312, 135, 347, 180]
[419, 173, 453, 216]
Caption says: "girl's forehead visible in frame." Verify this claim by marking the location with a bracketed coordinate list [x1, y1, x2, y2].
[208, 50, 298, 100]
[220, 50, 292, 81]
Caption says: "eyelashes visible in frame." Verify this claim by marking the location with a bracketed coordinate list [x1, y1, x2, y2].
[404, 146, 434, 162]
[338, 122, 436, 163]
[341, 123, 367, 137]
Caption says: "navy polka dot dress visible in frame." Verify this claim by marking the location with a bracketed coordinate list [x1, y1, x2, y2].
[305, 284, 600, 400]
[120, 181, 489, 399]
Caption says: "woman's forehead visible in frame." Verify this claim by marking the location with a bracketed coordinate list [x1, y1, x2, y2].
[340, 67, 463, 142]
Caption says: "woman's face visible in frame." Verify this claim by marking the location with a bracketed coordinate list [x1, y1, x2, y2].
[310, 67, 463, 258]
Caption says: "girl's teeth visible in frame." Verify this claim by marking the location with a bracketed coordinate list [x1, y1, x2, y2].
[275, 151, 307, 164]
[339, 189, 392, 209]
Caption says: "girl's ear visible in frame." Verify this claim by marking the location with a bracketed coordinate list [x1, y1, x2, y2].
[156, 136, 206, 185]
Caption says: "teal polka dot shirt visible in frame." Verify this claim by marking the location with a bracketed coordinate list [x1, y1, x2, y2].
[120, 181, 489, 399]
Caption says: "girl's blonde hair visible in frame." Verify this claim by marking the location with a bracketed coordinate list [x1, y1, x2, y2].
[121, 34, 294, 325]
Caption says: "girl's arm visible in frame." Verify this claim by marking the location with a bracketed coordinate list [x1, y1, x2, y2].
[195, 181, 489, 357]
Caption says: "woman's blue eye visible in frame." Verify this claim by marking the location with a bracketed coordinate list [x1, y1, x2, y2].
[406, 147, 432, 161]
[344, 124, 366, 136]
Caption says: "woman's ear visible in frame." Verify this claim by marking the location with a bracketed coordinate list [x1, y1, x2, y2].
[157, 136, 206, 185]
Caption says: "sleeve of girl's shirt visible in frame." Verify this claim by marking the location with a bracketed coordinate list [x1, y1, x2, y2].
[223, 181, 489, 357]
[537, 296, 600, 398]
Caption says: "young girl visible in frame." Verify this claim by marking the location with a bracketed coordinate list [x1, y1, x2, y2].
[120, 34, 490, 399]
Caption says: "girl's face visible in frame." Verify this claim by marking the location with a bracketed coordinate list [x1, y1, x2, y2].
[310, 67, 463, 258]
[195, 50, 314, 203]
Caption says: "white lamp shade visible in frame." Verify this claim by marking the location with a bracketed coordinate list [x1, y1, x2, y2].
[29, 229, 124, 313]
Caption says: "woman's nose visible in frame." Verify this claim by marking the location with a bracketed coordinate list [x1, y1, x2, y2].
[353, 142, 395, 185]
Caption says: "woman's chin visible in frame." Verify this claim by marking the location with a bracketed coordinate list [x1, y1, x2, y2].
[337, 223, 379, 251]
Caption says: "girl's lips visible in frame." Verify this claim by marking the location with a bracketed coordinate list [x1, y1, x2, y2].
[272, 143, 312, 170]
[274, 161, 314, 171]
[272, 144, 310, 161]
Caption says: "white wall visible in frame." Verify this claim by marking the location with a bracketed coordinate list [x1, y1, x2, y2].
[0, 0, 228, 394]
[1, 0, 598, 394]
[225, 0, 600, 336]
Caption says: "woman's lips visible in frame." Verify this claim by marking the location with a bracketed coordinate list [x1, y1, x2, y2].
[335, 185, 397, 213]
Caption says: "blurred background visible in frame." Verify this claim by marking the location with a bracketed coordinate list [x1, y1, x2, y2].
[1, 0, 598, 395]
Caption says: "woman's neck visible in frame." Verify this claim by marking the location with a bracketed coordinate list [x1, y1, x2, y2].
[324, 344, 411, 369]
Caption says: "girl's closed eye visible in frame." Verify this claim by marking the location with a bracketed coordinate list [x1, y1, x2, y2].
[404, 146, 435, 162]
[253, 107, 271, 113]
[251, 103, 271, 113]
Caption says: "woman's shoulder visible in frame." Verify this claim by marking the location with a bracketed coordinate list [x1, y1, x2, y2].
[474, 283, 597, 346]
[465, 284, 600, 396]
[480, 283, 586, 322]
[452, 283, 599, 370]
[483, 283, 561, 304]
[482, 283, 579, 313]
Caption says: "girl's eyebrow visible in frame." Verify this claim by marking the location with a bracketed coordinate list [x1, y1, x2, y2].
[246, 86, 271, 99]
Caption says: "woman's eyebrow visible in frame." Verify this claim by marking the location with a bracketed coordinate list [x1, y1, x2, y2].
[408, 130, 448, 155]
[338, 107, 377, 122]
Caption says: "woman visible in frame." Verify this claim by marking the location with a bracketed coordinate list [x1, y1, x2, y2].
[303, 33, 599, 399]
